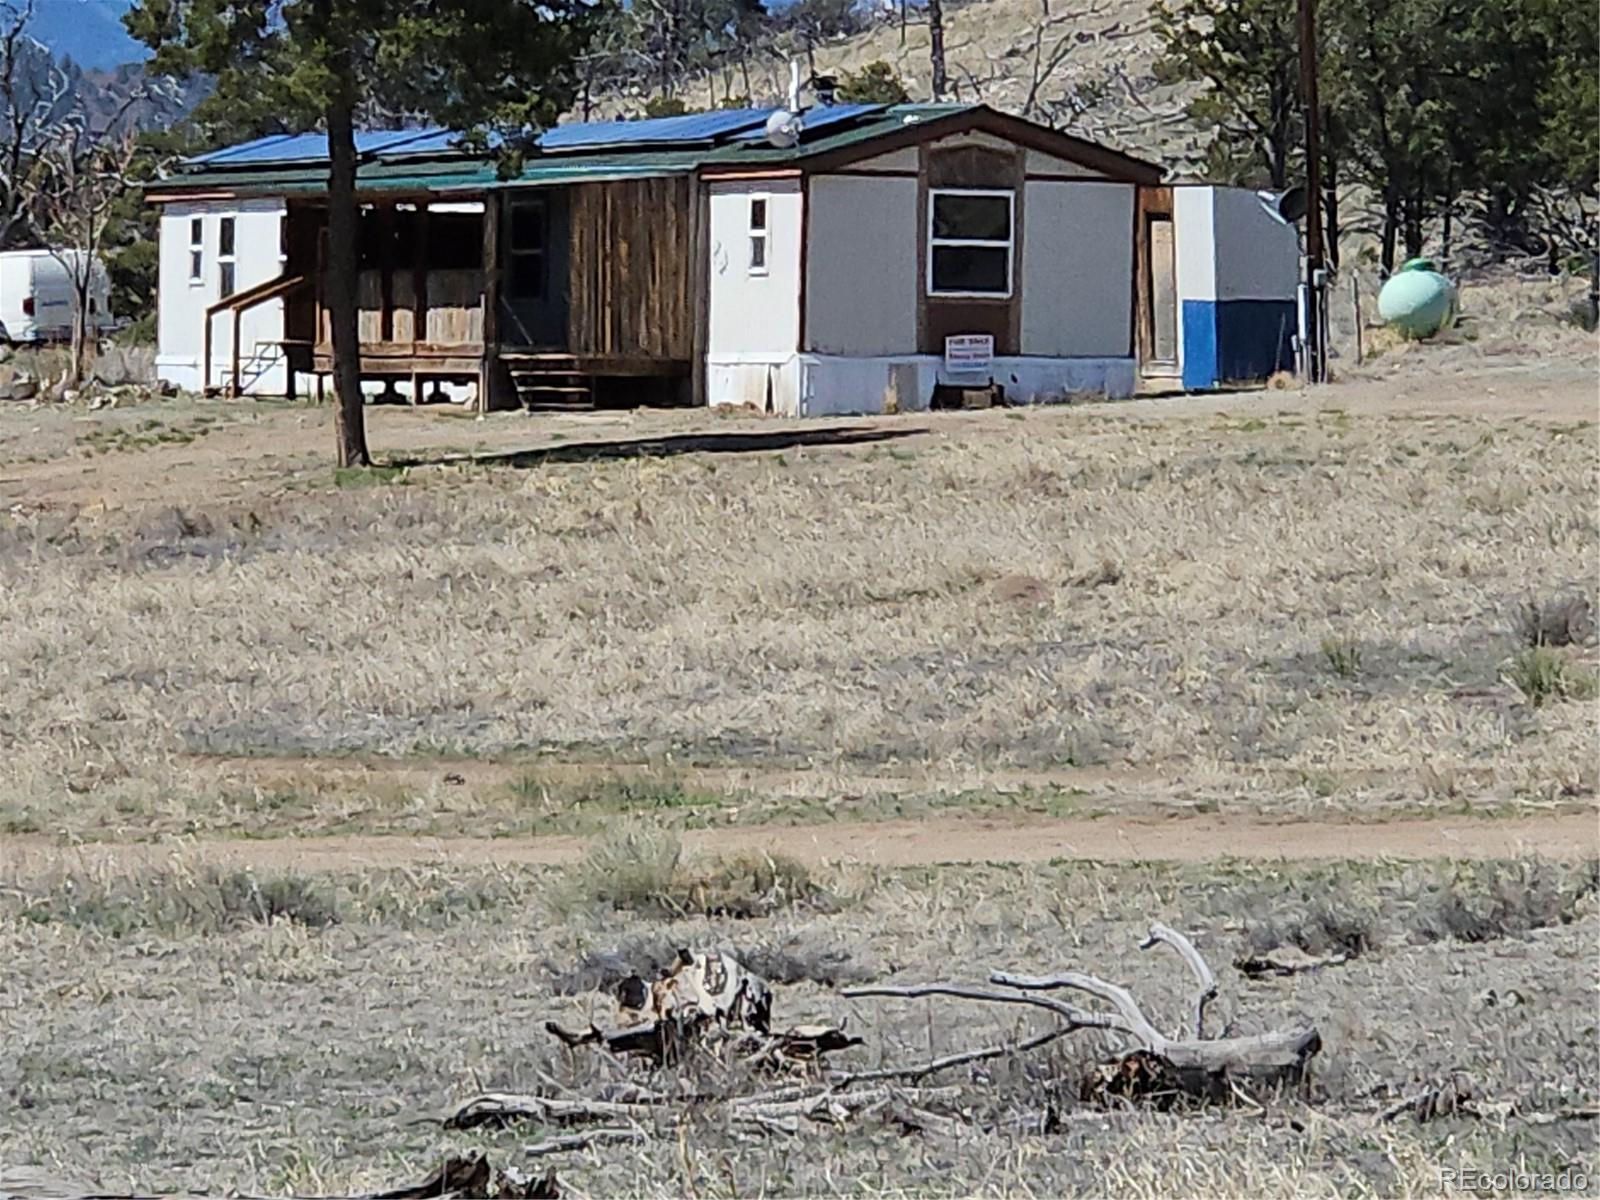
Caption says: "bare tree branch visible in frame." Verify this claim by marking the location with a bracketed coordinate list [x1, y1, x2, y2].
[1139, 922, 1218, 1040]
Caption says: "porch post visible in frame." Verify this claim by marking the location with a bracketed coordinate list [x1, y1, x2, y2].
[413, 201, 429, 349]
[378, 201, 395, 343]
[479, 192, 500, 415]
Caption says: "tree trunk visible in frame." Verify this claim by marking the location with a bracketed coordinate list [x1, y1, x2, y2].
[1440, 165, 1454, 274]
[927, 0, 948, 100]
[68, 276, 87, 388]
[1321, 107, 1339, 270]
[1403, 190, 1425, 260]
[325, 88, 370, 468]
[1380, 196, 1398, 274]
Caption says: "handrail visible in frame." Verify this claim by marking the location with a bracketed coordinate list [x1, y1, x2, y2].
[203, 273, 309, 396]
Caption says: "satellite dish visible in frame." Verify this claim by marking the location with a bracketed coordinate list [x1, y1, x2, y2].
[1257, 184, 1308, 226]
[765, 108, 801, 149]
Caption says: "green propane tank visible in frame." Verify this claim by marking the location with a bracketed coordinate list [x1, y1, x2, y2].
[1377, 257, 1457, 337]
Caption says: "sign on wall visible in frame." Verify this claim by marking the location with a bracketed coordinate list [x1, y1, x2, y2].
[943, 333, 994, 373]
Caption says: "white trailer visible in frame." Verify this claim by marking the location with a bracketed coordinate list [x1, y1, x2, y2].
[0, 249, 113, 344]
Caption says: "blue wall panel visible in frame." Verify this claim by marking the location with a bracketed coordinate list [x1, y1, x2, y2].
[1215, 299, 1296, 383]
[1181, 300, 1217, 390]
[1182, 298, 1295, 388]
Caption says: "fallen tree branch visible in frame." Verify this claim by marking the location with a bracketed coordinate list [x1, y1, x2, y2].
[846, 926, 1323, 1104]
[1140, 922, 1218, 1039]
[445, 1085, 964, 1140]
[523, 1128, 648, 1158]
[989, 971, 1167, 1048]
[445, 1092, 662, 1131]
[829, 1025, 1074, 1086]
[1381, 1075, 1474, 1123]
[1235, 946, 1350, 978]
[840, 981, 1118, 1032]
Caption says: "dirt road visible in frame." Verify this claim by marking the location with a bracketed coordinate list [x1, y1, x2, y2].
[7, 811, 1594, 876]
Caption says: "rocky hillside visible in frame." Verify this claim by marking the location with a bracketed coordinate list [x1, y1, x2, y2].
[644, 0, 1211, 176]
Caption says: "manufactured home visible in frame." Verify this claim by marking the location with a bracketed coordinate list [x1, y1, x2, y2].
[149, 102, 1298, 414]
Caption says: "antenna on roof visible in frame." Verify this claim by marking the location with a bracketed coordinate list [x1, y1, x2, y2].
[764, 108, 801, 149]
[765, 58, 803, 148]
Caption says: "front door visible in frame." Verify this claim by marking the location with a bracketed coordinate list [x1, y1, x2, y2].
[1145, 214, 1178, 373]
[502, 192, 569, 349]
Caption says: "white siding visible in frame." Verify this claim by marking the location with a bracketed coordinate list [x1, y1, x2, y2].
[706, 178, 801, 359]
[157, 198, 288, 393]
[1019, 180, 1134, 357]
[803, 174, 918, 356]
[1173, 186, 1216, 302]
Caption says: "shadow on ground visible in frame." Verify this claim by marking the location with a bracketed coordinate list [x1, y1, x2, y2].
[393, 423, 925, 469]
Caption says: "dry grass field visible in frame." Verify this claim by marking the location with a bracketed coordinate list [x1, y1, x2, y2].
[1, 338, 1597, 1197]
[3, 852, 1597, 1196]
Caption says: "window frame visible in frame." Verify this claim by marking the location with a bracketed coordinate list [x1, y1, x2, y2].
[187, 215, 204, 286]
[747, 193, 769, 277]
[216, 214, 236, 298]
[507, 197, 548, 300]
[926, 187, 1015, 299]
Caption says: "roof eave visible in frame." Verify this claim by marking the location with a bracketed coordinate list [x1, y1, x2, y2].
[699, 104, 1164, 184]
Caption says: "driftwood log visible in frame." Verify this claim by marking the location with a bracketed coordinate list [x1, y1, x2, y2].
[368, 1152, 557, 1199]
[843, 923, 1321, 1104]
[441, 1084, 964, 1140]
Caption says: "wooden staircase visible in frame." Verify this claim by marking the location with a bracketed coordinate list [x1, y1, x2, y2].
[504, 354, 595, 412]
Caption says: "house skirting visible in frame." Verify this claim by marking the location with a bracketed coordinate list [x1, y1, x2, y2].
[1180, 299, 1296, 390]
[707, 353, 1136, 418]
[158, 351, 290, 396]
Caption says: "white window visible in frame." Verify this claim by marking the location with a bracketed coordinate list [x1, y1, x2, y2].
[188, 216, 203, 285]
[748, 195, 768, 275]
[927, 188, 1014, 297]
[217, 215, 236, 298]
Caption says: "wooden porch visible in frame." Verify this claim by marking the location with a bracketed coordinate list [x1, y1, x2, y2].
[208, 176, 703, 411]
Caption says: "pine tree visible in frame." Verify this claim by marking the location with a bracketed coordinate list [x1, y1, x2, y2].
[126, 0, 599, 466]
[1152, 0, 1300, 189]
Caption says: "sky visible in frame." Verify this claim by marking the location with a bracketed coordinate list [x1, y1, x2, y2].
[30, 0, 145, 71]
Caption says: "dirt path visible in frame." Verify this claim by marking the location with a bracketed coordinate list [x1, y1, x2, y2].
[6, 811, 1594, 876]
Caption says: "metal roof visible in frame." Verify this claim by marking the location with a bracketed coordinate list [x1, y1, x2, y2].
[179, 104, 895, 171]
[156, 103, 1162, 195]
[186, 128, 453, 166]
[730, 103, 885, 141]
[539, 108, 773, 151]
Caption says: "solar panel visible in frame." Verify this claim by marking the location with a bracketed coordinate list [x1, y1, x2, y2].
[378, 129, 486, 157]
[538, 108, 774, 151]
[184, 102, 884, 171]
[185, 128, 450, 167]
[185, 134, 300, 166]
[731, 103, 885, 142]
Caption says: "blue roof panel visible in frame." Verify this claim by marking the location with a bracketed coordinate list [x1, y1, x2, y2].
[538, 108, 774, 151]
[182, 104, 888, 170]
[186, 128, 449, 166]
[731, 103, 886, 142]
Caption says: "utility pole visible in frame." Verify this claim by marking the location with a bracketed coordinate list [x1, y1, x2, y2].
[1298, 0, 1326, 382]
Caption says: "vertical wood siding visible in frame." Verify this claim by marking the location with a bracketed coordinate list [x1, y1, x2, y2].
[567, 176, 693, 361]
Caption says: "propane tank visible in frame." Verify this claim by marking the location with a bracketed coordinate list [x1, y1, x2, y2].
[1377, 257, 1457, 338]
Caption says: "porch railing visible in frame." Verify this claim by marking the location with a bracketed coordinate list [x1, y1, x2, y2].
[202, 273, 310, 397]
